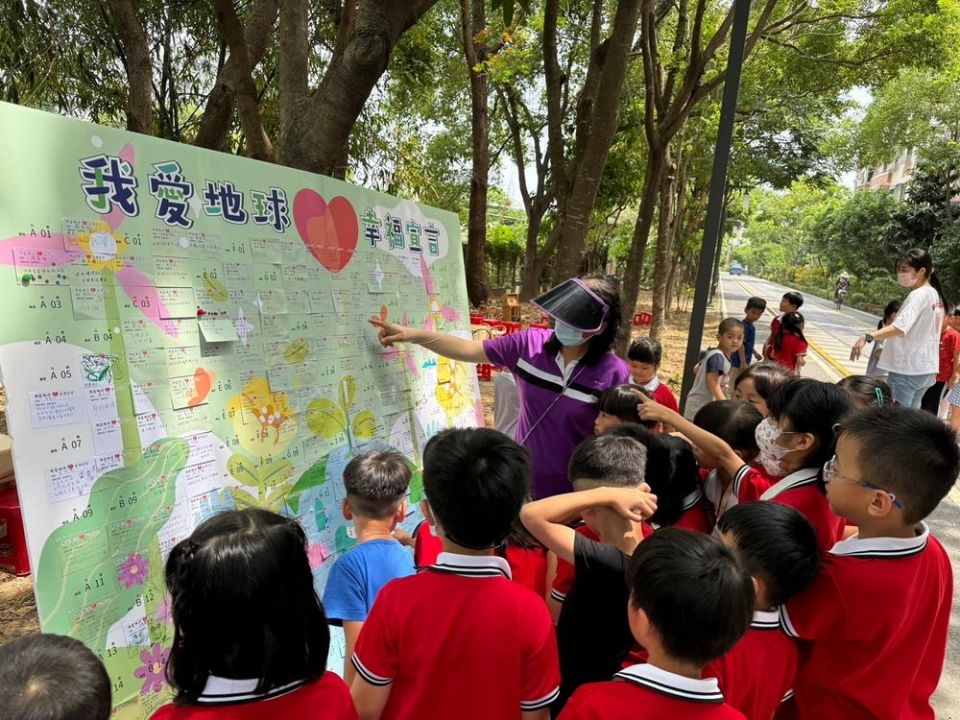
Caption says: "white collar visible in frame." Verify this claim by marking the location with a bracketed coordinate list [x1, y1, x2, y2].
[431, 551, 512, 579]
[197, 675, 306, 704]
[759, 468, 819, 501]
[615, 663, 723, 703]
[555, 351, 580, 381]
[751, 609, 781, 629]
[642, 376, 662, 392]
[829, 522, 929, 559]
[681, 488, 702, 511]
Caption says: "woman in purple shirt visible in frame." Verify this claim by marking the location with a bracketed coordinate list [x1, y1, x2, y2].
[370, 275, 630, 498]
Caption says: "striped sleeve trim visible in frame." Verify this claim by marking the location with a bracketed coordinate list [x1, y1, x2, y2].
[782, 689, 795, 702]
[521, 686, 560, 711]
[778, 605, 799, 638]
[550, 589, 567, 603]
[351, 655, 393, 687]
[732, 465, 751, 498]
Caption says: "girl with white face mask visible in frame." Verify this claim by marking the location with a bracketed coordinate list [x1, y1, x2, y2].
[756, 378, 855, 552]
[851, 248, 947, 407]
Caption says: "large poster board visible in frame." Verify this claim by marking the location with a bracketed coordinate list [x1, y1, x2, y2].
[0, 101, 480, 718]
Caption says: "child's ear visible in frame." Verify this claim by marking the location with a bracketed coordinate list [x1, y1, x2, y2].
[394, 499, 408, 524]
[865, 489, 896, 520]
[421, 499, 436, 527]
[341, 498, 353, 521]
[627, 601, 653, 647]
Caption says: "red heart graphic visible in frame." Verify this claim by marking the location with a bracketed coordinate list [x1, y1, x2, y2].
[293, 189, 358, 273]
[67, 464, 74, 470]
[52, 391, 59, 397]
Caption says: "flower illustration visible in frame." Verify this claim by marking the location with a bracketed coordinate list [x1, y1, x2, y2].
[76, 221, 128, 271]
[226, 378, 298, 460]
[0, 143, 179, 338]
[153, 594, 173, 625]
[133, 644, 169, 695]
[118, 553, 149, 588]
[307, 543, 327, 569]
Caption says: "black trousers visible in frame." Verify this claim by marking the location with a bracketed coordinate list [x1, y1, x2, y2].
[921, 380, 946, 414]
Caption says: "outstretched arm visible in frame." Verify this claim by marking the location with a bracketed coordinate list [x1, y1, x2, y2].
[637, 393, 745, 479]
[369, 316, 489, 364]
[520, 487, 657, 564]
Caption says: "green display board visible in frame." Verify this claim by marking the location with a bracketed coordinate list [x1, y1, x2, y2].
[0, 101, 480, 718]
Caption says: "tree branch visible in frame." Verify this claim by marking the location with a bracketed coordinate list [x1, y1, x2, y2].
[279, 0, 308, 148]
[105, 0, 153, 134]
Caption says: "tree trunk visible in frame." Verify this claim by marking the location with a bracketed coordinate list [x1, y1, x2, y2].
[105, 0, 153, 135]
[520, 217, 548, 299]
[650, 150, 676, 339]
[195, 0, 278, 150]
[281, 1, 441, 177]
[279, 0, 308, 151]
[617, 149, 665, 354]
[461, 0, 490, 307]
[551, 0, 642, 281]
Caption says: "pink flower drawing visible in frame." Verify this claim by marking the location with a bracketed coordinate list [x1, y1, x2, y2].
[118, 553, 149, 588]
[133, 644, 169, 695]
[0, 143, 179, 338]
[153, 594, 173, 625]
[307, 542, 327, 569]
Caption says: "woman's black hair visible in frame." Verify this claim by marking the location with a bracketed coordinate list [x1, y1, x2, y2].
[733, 361, 790, 399]
[772, 311, 806, 352]
[598, 384, 657, 429]
[165, 509, 330, 704]
[767, 378, 854, 488]
[693, 400, 762, 454]
[878, 300, 902, 329]
[544, 273, 622, 366]
[898, 248, 948, 308]
[837, 375, 892, 409]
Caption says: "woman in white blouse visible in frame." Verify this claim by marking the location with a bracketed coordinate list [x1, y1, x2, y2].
[850, 248, 947, 407]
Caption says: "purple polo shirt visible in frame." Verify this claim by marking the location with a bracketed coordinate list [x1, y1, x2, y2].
[484, 328, 630, 498]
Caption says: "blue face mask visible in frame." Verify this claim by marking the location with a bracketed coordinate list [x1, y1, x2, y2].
[554, 320, 588, 347]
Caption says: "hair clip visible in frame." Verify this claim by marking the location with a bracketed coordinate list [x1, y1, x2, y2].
[875, 387, 884, 408]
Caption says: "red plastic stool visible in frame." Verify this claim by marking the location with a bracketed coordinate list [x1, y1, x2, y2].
[476, 363, 495, 381]
[0, 487, 30, 576]
[633, 311, 653, 327]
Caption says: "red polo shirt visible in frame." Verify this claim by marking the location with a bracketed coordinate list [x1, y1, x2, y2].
[150, 673, 356, 720]
[760, 469, 844, 552]
[704, 610, 796, 720]
[559, 664, 746, 720]
[673, 488, 712, 533]
[937, 327, 960, 382]
[352, 552, 560, 720]
[779, 524, 951, 720]
[646, 377, 680, 413]
[733, 464, 774, 504]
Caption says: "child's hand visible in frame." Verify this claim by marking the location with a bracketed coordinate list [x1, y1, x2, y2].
[369, 314, 414, 346]
[393, 527, 414, 547]
[635, 390, 672, 424]
[603, 486, 658, 522]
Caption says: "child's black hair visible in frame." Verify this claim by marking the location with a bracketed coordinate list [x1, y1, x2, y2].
[840, 407, 960, 524]
[597, 384, 657, 429]
[837, 375, 892, 409]
[628, 529, 754, 666]
[422, 427, 530, 549]
[733, 361, 790, 398]
[342, 449, 412, 519]
[0, 634, 111, 720]
[745, 296, 767, 312]
[782, 291, 804, 310]
[165, 509, 330, 704]
[544, 274, 623, 366]
[569, 431, 648, 488]
[718, 317, 744, 335]
[717, 502, 819, 607]
[767, 378, 854, 486]
[602, 424, 692, 525]
[627, 337, 663, 365]
[772, 311, 806, 352]
[693, 400, 762, 454]
[878, 300, 902, 329]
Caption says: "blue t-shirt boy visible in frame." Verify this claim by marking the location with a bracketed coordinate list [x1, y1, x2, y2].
[323, 539, 415, 624]
[730, 319, 756, 368]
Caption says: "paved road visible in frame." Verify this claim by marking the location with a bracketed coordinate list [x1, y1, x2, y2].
[719, 273, 960, 717]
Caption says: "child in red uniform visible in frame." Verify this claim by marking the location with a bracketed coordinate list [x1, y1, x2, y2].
[779, 407, 958, 720]
[593, 385, 660, 434]
[151, 509, 356, 720]
[732, 361, 789, 418]
[755, 379, 853, 552]
[559, 529, 753, 720]
[709, 502, 819, 720]
[351, 428, 560, 720]
[627, 338, 680, 412]
[0, 634, 111, 720]
[767, 312, 808, 373]
[521, 433, 657, 712]
[763, 291, 804, 358]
